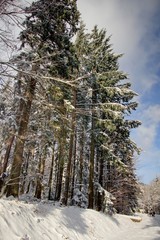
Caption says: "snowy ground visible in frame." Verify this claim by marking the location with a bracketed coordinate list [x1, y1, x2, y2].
[0, 198, 160, 240]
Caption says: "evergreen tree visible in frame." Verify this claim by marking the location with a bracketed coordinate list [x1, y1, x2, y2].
[73, 24, 141, 211]
[0, 2, 141, 215]
[5, 0, 79, 198]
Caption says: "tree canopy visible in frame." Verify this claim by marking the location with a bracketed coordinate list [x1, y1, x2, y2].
[0, 0, 141, 214]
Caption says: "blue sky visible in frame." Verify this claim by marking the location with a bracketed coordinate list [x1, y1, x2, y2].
[77, 0, 160, 184]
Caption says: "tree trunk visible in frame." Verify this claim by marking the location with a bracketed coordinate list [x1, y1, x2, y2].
[88, 124, 95, 209]
[70, 131, 77, 200]
[62, 89, 76, 205]
[88, 83, 96, 209]
[97, 152, 104, 211]
[79, 127, 84, 191]
[48, 148, 55, 200]
[1, 75, 25, 177]
[54, 160, 64, 201]
[2, 135, 14, 174]
[106, 160, 112, 192]
[35, 146, 47, 199]
[20, 151, 30, 195]
[54, 142, 64, 201]
[5, 65, 37, 198]
[0, 134, 15, 193]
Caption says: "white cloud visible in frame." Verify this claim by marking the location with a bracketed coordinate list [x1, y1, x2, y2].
[136, 125, 156, 150]
[143, 105, 160, 125]
[136, 149, 160, 183]
[132, 104, 160, 150]
[77, 0, 160, 93]
[77, 0, 160, 183]
[132, 104, 160, 183]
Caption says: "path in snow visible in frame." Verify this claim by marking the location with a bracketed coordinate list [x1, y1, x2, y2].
[109, 214, 160, 240]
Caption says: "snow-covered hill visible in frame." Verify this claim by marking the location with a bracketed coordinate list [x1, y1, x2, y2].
[0, 198, 160, 240]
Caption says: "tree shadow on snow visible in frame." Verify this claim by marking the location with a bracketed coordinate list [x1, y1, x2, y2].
[25, 201, 88, 235]
[60, 207, 88, 236]
[60, 207, 120, 237]
[19, 199, 120, 237]
[108, 214, 120, 226]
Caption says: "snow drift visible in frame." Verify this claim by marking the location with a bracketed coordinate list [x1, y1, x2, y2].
[0, 198, 160, 240]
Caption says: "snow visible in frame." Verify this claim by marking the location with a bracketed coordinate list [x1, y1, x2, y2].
[0, 198, 160, 240]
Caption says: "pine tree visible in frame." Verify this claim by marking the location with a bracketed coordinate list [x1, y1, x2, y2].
[0, 3, 141, 212]
[5, 0, 79, 198]
[73, 24, 141, 211]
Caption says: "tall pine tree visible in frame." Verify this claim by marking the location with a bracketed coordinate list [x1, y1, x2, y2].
[5, 0, 79, 198]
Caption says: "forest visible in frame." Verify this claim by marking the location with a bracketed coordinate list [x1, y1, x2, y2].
[0, 0, 159, 216]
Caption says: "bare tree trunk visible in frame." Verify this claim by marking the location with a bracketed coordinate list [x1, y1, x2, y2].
[2, 135, 14, 174]
[35, 146, 47, 199]
[79, 127, 84, 191]
[106, 160, 112, 192]
[48, 147, 55, 200]
[62, 89, 76, 205]
[70, 131, 77, 200]
[54, 142, 64, 201]
[1, 76, 24, 178]
[54, 160, 64, 201]
[88, 124, 95, 209]
[88, 86, 96, 209]
[5, 65, 37, 198]
[20, 150, 30, 195]
[97, 152, 104, 211]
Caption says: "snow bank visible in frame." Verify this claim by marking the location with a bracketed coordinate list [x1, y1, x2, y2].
[0, 199, 160, 240]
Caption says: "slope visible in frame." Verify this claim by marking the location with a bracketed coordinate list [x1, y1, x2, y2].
[0, 199, 159, 240]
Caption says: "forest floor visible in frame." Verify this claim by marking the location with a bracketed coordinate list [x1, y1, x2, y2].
[0, 198, 160, 240]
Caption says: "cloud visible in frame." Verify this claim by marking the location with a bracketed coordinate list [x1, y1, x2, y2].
[77, 0, 160, 93]
[77, 0, 160, 183]
[136, 149, 160, 183]
[133, 104, 160, 150]
[131, 104, 160, 183]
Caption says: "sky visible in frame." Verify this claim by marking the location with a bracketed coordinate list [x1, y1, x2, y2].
[77, 0, 160, 184]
